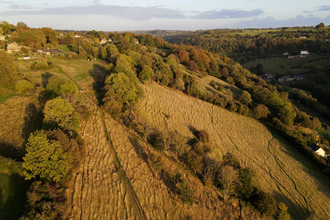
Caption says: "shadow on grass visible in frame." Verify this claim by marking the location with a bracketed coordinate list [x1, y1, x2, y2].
[272, 191, 310, 220]
[0, 142, 23, 161]
[128, 135, 155, 177]
[0, 173, 29, 220]
[41, 72, 53, 88]
[88, 64, 108, 105]
[22, 103, 43, 144]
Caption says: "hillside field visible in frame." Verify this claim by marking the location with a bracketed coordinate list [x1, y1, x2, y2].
[1, 57, 330, 219]
[138, 82, 330, 220]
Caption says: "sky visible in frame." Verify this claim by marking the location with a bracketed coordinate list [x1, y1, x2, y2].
[0, 0, 330, 31]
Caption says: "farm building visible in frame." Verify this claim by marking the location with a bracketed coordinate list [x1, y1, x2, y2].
[6, 42, 22, 53]
[308, 143, 325, 157]
[278, 75, 295, 84]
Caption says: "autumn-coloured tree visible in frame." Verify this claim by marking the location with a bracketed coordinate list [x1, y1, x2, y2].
[188, 60, 199, 72]
[177, 50, 190, 65]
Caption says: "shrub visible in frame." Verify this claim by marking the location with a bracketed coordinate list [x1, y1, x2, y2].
[197, 130, 210, 143]
[148, 131, 165, 151]
[176, 180, 194, 204]
[31, 61, 54, 71]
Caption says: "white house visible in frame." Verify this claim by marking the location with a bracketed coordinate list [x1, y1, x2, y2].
[301, 51, 309, 55]
[308, 143, 325, 157]
[99, 38, 108, 44]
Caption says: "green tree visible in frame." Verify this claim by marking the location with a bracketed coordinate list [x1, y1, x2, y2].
[316, 22, 325, 28]
[238, 168, 256, 199]
[105, 72, 137, 104]
[46, 75, 77, 99]
[276, 203, 290, 220]
[0, 51, 19, 89]
[237, 90, 253, 105]
[253, 191, 277, 216]
[22, 130, 71, 182]
[43, 97, 81, 132]
[139, 65, 154, 81]
[252, 104, 270, 119]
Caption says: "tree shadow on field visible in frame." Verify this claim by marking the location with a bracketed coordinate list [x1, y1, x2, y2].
[88, 64, 108, 105]
[128, 136, 155, 177]
[88, 64, 107, 91]
[0, 173, 30, 220]
[188, 125, 198, 136]
[0, 142, 23, 161]
[272, 191, 310, 220]
[22, 103, 43, 146]
[41, 72, 53, 88]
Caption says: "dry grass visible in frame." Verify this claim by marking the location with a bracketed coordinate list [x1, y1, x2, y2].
[0, 96, 42, 159]
[137, 82, 330, 220]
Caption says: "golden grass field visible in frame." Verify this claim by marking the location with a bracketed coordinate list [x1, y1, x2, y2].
[137, 82, 330, 220]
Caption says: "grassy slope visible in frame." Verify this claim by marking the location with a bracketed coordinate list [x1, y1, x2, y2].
[137, 82, 330, 220]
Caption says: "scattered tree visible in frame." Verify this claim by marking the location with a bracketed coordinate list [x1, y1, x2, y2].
[22, 130, 71, 182]
[218, 165, 239, 201]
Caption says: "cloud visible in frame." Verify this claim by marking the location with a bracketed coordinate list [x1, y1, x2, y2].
[316, 5, 330, 12]
[192, 9, 263, 19]
[8, 4, 32, 10]
[0, 4, 186, 20]
[235, 15, 330, 28]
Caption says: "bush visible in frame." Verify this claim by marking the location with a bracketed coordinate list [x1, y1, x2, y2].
[31, 61, 54, 71]
[197, 130, 210, 143]
[176, 180, 194, 204]
[148, 131, 165, 151]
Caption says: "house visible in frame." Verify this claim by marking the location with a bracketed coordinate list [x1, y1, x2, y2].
[0, 35, 5, 41]
[301, 51, 309, 55]
[299, 36, 306, 39]
[100, 38, 108, 44]
[74, 34, 81, 38]
[6, 42, 22, 53]
[23, 56, 30, 60]
[278, 75, 295, 84]
[308, 143, 325, 157]
[283, 52, 289, 56]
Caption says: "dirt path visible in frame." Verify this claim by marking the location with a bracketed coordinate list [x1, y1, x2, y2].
[138, 82, 330, 220]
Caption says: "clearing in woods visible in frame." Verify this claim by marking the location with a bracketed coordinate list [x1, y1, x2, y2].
[137, 82, 330, 220]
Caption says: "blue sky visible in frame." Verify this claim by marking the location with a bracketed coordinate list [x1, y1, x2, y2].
[0, 0, 329, 31]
